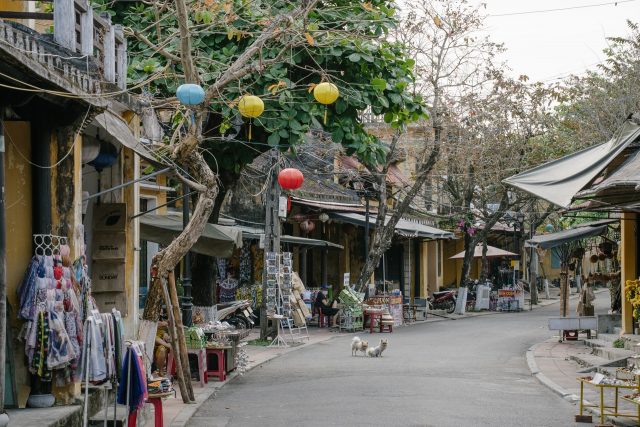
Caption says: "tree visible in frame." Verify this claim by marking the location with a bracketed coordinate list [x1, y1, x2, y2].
[355, 0, 504, 292]
[95, 0, 429, 400]
[102, 0, 427, 307]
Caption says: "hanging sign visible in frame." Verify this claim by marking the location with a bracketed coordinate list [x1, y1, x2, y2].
[343, 273, 350, 287]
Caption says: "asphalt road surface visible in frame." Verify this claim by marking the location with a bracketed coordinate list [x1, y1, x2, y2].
[187, 293, 609, 427]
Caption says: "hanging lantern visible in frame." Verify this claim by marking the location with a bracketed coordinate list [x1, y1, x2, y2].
[313, 82, 340, 124]
[300, 219, 316, 233]
[544, 224, 554, 233]
[319, 213, 330, 223]
[278, 168, 304, 190]
[176, 83, 205, 105]
[237, 95, 264, 141]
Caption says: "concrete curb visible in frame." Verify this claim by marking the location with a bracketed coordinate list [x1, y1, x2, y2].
[526, 341, 631, 426]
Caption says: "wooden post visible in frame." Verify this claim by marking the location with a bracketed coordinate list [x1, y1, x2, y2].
[168, 271, 195, 402]
[155, 275, 191, 403]
[53, 0, 76, 50]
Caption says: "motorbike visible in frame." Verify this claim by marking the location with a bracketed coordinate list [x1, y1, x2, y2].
[428, 289, 457, 313]
[215, 300, 256, 330]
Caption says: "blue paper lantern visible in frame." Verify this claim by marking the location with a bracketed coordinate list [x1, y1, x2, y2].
[176, 83, 205, 105]
[88, 141, 118, 172]
[544, 224, 554, 233]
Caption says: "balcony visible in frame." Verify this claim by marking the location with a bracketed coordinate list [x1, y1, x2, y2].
[0, 0, 127, 99]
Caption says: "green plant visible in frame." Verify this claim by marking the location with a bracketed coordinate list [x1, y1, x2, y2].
[613, 338, 625, 348]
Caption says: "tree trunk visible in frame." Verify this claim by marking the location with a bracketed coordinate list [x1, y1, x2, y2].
[479, 239, 489, 282]
[460, 232, 476, 285]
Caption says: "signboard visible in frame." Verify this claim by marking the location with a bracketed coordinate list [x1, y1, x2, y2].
[343, 273, 350, 287]
[92, 261, 126, 292]
[278, 196, 288, 219]
[93, 291, 128, 316]
[511, 260, 520, 270]
[93, 203, 127, 231]
[92, 232, 126, 259]
[498, 289, 515, 298]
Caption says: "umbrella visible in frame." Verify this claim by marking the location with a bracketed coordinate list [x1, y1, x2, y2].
[449, 244, 517, 259]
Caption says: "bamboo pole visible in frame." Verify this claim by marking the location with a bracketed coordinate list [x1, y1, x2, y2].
[168, 271, 195, 402]
[155, 275, 191, 403]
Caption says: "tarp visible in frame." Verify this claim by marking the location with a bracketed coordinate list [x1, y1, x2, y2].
[330, 212, 454, 240]
[237, 225, 343, 249]
[503, 119, 640, 207]
[524, 220, 616, 250]
[93, 111, 170, 166]
[449, 244, 517, 259]
[139, 214, 242, 258]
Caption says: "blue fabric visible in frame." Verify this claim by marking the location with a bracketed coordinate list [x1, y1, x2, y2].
[17, 256, 40, 320]
[117, 348, 145, 410]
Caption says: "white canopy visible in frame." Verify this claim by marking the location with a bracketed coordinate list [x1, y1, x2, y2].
[503, 119, 640, 207]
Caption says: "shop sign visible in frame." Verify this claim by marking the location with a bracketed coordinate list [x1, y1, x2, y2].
[92, 232, 126, 259]
[498, 289, 515, 297]
[93, 291, 128, 316]
[93, 203, 127, 231]
[92, 261, 126, 292]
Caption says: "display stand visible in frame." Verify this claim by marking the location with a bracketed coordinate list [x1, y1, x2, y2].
[267, 314, 288, 348]
[577, 375, 640, 424]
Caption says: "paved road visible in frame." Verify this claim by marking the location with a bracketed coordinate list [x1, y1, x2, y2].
[187, 295, 606, 427]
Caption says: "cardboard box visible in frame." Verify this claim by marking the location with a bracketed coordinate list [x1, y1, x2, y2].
[93, 291, 128, 316]
[92, 232, 126, 260]
[93, 203, 127, 232]
[92, 260, 126, 292]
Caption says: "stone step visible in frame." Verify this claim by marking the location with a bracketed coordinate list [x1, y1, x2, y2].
[88, 404, 128, 427]
[584, 338, 609, 349]
[598, 333, 621, 343]
[593, 346, 636, 361]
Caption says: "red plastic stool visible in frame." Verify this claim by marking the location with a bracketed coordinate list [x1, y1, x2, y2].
[313, 306, 329, 327]
[379, 321, 393, 333]
[167, 348, 207, 386]
[127, 393, 169, 427]
[205, 348, 227, 381]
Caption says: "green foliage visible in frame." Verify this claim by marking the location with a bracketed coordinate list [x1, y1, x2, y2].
[97, 0, 428, 173]
[613, 338, 625, 349]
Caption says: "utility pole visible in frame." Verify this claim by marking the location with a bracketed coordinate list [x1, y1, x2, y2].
[0, 115, 9, 426]
[260, 149, 281, 339]
[181, 182, 193, 327]
[529, 217, 538, 306]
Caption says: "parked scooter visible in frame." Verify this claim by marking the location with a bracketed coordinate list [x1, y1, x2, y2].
[428, 290, 456, 313]
[215, 300, 255, 330]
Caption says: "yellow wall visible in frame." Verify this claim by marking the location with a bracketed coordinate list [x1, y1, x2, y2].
[621, 212, 636, 335]
[3, 121, 33, 407]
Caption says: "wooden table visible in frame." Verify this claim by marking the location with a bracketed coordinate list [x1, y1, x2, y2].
[364, 310, 382, 333]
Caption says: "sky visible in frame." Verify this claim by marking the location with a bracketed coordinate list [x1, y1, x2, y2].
[481, 0, 640, 82]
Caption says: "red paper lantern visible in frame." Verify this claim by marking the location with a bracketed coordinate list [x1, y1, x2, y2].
[278, 168, 304, 190]
[299, 219, 315, 233]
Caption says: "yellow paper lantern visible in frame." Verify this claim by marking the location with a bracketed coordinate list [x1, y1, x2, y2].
[237, 95, 264, 140]
[238, 95, 264, 118]
[313, 82, 340, 124]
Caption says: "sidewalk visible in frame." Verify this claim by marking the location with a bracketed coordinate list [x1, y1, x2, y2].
[526, 290, 638, 426]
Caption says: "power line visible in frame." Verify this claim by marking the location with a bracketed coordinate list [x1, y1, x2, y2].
[488, 0, 637, 17]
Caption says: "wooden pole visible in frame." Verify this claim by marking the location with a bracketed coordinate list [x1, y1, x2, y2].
[168, 271, 195, 402]
[155, 276, 191, 403]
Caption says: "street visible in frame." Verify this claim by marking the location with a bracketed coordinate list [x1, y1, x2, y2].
[186, 294, 606, 427]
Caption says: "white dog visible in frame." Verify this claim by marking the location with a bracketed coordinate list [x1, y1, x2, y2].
[366, 339, 388, 357]
[351, 336, 369, 356]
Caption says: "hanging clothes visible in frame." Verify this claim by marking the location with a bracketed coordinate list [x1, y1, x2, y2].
[117, 345, 148, 411]
[79, 319, 107, 383]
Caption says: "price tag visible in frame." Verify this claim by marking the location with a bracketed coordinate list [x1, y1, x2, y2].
[91, 309, 103, 325]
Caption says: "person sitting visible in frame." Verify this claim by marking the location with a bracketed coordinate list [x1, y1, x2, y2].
[315, 285, 340, 328]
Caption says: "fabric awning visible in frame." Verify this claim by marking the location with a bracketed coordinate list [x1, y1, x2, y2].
[139, 214, 242, 258]
[524, 220, 616, 250]
[238, 225, 343, 249]
[449, 244, 517, 259]
[330, 212, 454, 240]
[503, 119, 640, 207]
[93, 111, 170, 166]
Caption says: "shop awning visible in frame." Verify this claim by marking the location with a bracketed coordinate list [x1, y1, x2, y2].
[93, 111, 170, 166]
[238, 225, 343, 249]
[330, 212, 454, 240]
[139, 214, 242, 258]
[524, 219, 616, 250]
[503, 119, 640, 207]
[450, 244, 517, 259]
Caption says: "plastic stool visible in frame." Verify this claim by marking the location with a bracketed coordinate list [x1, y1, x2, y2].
[127, 394, 166, 427]
[380, 321, 393, 333]
[168, 348, 207, 386]
[205, 348, 227, 381]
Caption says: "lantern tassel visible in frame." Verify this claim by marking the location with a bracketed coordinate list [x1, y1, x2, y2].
[324, 107, 328, 125]
[248, 120, 252, 141]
